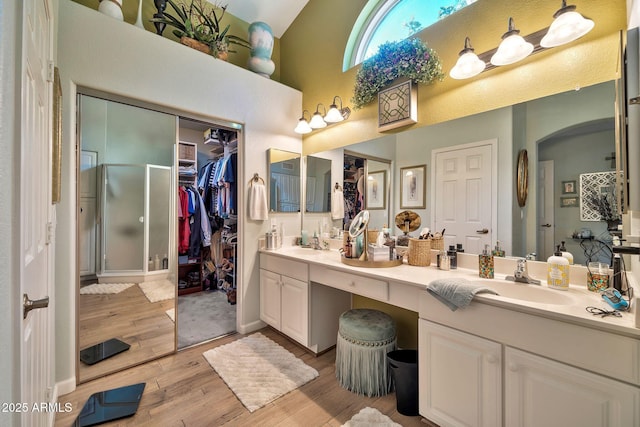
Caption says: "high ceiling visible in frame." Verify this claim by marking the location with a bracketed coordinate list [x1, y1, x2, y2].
[223, 0, 311, 38]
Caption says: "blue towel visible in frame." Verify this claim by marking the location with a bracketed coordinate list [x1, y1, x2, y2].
[427, 278, 498, 311]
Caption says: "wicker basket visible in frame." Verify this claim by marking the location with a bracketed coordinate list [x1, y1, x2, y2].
[179, 142, 196, 160]
[408, 238, 431, 266]
[430, 237, 444, 252]
[367, 229, 380, 244]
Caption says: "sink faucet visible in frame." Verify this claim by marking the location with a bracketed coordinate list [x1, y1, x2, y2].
[506, 258, 541, 285]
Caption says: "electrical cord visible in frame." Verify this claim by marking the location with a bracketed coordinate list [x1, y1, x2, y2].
[586, 306, 622, 318]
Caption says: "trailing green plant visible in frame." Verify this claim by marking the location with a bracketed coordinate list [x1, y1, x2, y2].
[150, 0, 250, 56]
[352, 37, 444, 110]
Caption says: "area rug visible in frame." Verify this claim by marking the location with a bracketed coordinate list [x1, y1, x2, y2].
[202, 332, 319, 412]
[165, 308, 175, 322]
[79, 282, 135, 295]
[177, 290, 235, 349]
[138, 279, 175, 303]
[341, 407, 402, 427]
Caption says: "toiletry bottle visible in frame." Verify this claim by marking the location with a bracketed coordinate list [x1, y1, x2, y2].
[559, 241, 574, 265]
[301, 230, 308, 246]
[492, 241, 505, 257]
[439, 253, 450, 270]
[162, 254, 168, 269]
[547, 245, 570, 290]
[456, 243, 464, 253]
[148, 257, 154, 272]
[479, 244, 494, 279]
[154, 254, 160, 271]
[447, 245, 457, 269]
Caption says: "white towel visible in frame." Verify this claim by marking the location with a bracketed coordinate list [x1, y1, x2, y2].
[332, 189, 345, 220]
[249, 182, 268, 221]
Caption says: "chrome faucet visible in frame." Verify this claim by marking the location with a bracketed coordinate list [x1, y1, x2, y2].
[506, 258, 541, 285]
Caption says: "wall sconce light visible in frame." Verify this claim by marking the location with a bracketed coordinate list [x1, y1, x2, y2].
[450, 37, 486, 80]
[490, 17, 534, 66]
[294, 110, 312, 134]
[540, 0, 594, 48]
[309, 104, 327, 129]
[325, 96, 350, 123]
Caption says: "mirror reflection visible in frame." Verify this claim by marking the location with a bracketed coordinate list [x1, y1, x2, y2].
[305, 155, 331, 213]
[78, 94, 176, 383]
[268, 148, 301, 212]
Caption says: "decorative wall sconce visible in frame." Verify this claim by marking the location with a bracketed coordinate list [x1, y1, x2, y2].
[294, 96, 351, 134]
[450, 1, 594, 80]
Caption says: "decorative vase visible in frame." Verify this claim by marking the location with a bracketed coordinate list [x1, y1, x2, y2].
[180, 36, 210, 55]
[134, 0, 145, 29]
[98, 0, 124, 21]
[247, 21, 275, 78]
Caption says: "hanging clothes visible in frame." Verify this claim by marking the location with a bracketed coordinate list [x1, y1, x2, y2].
[178, 186, 190, 254]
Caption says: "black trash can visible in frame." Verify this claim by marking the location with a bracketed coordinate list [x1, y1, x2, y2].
[387, 349, 419, 416]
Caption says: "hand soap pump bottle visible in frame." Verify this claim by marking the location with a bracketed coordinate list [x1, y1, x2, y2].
[559, 241, 574, 265]
[447, 245, 457, 269]
[492, 241, 505, 257]
[547, 245, 570, 290]
[479, 245, 494, 279]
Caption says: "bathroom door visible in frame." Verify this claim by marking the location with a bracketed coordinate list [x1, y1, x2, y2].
[537, 160, 555, 260]
[433, 141, 496, 254]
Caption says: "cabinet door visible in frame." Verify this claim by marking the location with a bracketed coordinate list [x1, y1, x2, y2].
[280, 275, 308, 346]
[505, 347, 640, 427]
[419, 320, 502, 427]
[260, 269, 281, 329]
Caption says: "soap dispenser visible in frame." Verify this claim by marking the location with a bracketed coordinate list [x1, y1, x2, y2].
[492, 241, 505, 257]
[559, 241, 574, 265]
[479, 245, 494, 279]
[547, 245, 570, 290]
[447, 245, 457, 269]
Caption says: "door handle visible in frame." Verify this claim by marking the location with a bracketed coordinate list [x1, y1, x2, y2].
[23, 294, 49, 319]
[541, 223, 552, 228]
[476, 228, 489, 234]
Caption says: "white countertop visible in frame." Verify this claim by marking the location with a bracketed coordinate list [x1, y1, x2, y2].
[261, 246, 640, 338]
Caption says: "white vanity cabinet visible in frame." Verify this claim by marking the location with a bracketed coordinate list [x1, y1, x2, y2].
[419, 320, 502, 427]
[260, 254, 309, 346]
[505, 347, 640, 427]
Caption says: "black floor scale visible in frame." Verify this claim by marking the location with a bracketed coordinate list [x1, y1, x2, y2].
[73, 383, 146, 426]
[79, 338, 130, 365]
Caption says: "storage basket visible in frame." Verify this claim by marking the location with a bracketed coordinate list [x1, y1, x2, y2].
[179, 143, 195, 160]
[430, 237, 444, 252]
[408, 238, 431, 266]
[367, 229, 380, 244]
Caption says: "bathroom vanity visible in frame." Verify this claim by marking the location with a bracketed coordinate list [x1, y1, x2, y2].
[260, 246, 640, 427]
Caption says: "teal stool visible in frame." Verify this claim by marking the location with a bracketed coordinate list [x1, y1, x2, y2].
[335, 309, 397, 397]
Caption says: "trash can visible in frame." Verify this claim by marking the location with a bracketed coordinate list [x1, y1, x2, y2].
[387, 349, 419, 416]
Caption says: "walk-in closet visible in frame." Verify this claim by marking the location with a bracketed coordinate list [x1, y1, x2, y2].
[177, 117, 239, 349]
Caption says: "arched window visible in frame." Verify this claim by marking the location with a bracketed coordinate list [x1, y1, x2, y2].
[343, 0, 477, 71]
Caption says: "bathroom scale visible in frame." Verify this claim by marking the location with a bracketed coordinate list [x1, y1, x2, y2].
[79, 338, 130, 365]
[73, 382, 145, 427]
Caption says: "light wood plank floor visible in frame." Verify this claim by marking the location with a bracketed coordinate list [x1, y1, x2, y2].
[57, 327, 437, 426]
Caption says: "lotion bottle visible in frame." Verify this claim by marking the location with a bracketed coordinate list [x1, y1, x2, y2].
[479, 244, 494, 279]
[447, 245, 457, 269]
[547, 245, 570, 290]
[492, 241, 505, 257]
[559, 241, 574, 265]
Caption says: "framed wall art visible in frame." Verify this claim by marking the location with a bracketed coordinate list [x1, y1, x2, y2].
[378, 79, 417, 132]
[400, 165, 426, 209]
[366, 170, 386, 210]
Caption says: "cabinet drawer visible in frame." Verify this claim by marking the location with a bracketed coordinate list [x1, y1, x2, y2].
[310, 265, 388, 302]
[260, 253, 308, 282]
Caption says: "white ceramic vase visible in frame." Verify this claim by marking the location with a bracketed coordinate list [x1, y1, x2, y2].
[247, 21, 275, 78]
[134, 0, 145, 29]
[98, 0, 124, 21]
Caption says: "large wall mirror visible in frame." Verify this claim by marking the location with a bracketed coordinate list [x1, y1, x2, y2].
[77, 94, 177, 383]
[268, 148, 302, 212]
[303, 80, 622, 265]
[305, 155, 331, 213]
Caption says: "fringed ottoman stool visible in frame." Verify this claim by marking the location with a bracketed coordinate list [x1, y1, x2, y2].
[335, 308, 397, 397]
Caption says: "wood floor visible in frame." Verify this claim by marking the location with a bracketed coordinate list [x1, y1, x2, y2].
[56, 327, 436, 426]
[79, 284, 175, 383]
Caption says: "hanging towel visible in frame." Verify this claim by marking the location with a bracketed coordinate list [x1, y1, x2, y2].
[332, 188, 345, 220]
[249, 181, 268, 221]
[427, 278, 498, 311]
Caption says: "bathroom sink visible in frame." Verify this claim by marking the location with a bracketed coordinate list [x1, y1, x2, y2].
[473, 278, 576, 305]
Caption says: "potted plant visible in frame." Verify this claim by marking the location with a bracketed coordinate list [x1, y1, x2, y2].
[150, 0, 250, 59]
[352, 38, 444, 109]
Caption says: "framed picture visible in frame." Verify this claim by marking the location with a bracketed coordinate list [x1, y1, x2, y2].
[366, 170, 386, 210]
[400, 165, 426, 209]
[378, 79, 417, 132]
[52, 66, 62, 204]
[560, 196, 579, 208]
[562, 180, 576, 194]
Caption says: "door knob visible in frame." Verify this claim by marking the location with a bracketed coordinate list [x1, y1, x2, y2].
[541, 223, 552, 228]
[23, 294, 49, 319]
[476, 228, 489, 234]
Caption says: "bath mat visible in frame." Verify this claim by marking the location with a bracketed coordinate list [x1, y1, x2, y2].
[79, 282, 135, 295]
[165, 308, 175, 322]
[202, 332, 318, 412]
[138, 279, 175, 303]
[341, 407, 402, 427]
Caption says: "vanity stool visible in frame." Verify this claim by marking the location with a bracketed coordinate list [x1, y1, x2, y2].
[335, 308, 396, 397]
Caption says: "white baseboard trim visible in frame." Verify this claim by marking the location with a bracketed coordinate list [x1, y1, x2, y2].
[56, 376, 76, 397]
[237, 320, 266, 334]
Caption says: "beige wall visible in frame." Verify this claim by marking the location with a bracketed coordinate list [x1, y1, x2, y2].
[280, 0, 626, 155]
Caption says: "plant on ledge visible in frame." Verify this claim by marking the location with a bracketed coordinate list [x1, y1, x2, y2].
[150, 0, 250, 59]
[351, 37, 444, 110]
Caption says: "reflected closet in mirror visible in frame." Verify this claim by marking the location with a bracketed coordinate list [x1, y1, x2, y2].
[268, 149, 301, 212]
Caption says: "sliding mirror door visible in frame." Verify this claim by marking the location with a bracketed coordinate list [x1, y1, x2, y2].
[77, 94, 177, 383]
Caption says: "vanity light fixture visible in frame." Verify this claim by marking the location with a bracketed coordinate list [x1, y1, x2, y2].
[309, 103, 328, 129]
[490, 17, 534, 66]
[294, 110, 312, 134]
[540, 0, 594, 48]
[450, 37, 486, 80]
[325, 96, 347, 123]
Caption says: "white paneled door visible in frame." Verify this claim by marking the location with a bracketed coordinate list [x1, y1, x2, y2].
[537, 160, 555, 260]
[21, 0, 55, 425]
[433, 141, 495, 255]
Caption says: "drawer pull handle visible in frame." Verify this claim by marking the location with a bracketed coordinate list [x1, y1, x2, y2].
[486, 354, 498, 364]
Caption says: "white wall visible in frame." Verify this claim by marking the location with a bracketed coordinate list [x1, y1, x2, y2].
[56, 0, 301, 392]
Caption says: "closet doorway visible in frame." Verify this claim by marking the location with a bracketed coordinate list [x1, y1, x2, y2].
[177, 117, 239, 349]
